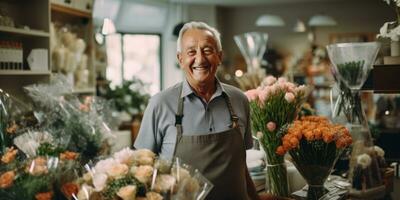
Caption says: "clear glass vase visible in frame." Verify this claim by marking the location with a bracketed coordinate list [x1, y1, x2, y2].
[265, 161, 289, 198]
[327, 42, 383, 190]
[233, 32, 268, 90]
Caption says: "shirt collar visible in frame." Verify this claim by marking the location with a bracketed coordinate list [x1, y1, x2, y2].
[181, 78, 226, 98]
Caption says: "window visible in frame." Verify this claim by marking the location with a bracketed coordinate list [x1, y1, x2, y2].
[106, 33, 161, 95]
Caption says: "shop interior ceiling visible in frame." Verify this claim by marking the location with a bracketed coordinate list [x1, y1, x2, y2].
[92, 0, 366, 33]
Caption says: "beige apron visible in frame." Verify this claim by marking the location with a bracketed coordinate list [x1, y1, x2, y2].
[173, 83, 249, 200]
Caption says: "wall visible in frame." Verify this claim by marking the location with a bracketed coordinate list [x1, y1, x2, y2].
[161, 4, 218, 89]
[217, 0, 394, 68]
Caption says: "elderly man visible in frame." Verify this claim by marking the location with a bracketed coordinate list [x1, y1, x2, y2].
[134, 21, 260, 200]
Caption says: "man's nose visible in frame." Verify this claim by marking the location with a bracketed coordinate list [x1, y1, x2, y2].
[194, 50, 206, 64]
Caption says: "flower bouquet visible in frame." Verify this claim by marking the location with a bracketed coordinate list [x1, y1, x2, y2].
[278, 116, 352, 200]
[0, 146, 80, 200]
[71, 148, 213, 200]
[24, 75, 115, 163]
[245, 76, 307, 197]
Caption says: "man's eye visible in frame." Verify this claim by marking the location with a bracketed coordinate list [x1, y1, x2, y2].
[203, 48, 214, 54]
[187, 50, 196, 56]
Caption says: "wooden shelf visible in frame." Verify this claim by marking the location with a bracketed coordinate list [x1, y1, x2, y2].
[72, 87, 96, 94]
[51, 3, 91, 18]
[0, 26, 49, 37]
[0, 70, 51, 75]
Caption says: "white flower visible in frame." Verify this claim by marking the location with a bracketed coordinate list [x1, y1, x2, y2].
[373, 146, 385, 157]
[117, 185, 137, 200]
[377, 22, 400, 41]
[133, 149, 156, 166]
[357, 153, 372, 169]
[77, 184, 94, 200]
[106, 163, 129, 179]
[132, 165, 154, 184]
[153, 174, 176, 193]
[146, 192, 163, 200]
[114, 147, 136, 166]
[94, 158, 118, 174]
[93, 173, 108, 191]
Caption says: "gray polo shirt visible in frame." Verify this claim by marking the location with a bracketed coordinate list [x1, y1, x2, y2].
[134, 79, 253, 160]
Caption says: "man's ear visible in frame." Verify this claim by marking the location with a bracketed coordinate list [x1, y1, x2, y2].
[177, 53, 183, 68]
[218, 51, 223, 65]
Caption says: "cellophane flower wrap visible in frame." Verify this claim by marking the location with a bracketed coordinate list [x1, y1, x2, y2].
[0, 138, 81, 200]
[278, 116, 352, 200]
[24, 74, 115, 163]
[71, 148, 213, 200]
[245, 76, 307, 197]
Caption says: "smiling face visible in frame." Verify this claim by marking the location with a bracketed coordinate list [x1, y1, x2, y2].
[177, 28, 222, 88]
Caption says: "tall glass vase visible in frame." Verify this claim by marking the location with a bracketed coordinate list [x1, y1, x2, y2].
[327, 42, 383, 190]
[234, 32, 268, 90]
[264, 155, 289, 198]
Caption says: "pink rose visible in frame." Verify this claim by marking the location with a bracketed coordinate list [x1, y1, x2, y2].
[284, 92, 295, 103]
[244, 89, 259, 101]
[266, 121, 276, 132]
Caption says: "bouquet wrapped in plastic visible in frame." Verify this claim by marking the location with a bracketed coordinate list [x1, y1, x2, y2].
[24, 75, 115, 162]
[244, 76, 308, 197]
[279, 116, 352, 200]
[0, 142, 80, 200]
[71, 148, 213, 200]
[0, 89, 37, 154]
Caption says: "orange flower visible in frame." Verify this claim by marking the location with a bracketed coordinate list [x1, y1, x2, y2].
[322, 131, 334, 143]
[26, 157, 48, 176]
[35, 192, 53, 200]
[1, 146, 18, 164]
[289, 137, 299, 148]
[60, 151, 79, 161]
[276, 146, 286, 156]
[6, 122, 18, 134]
[0, 171, 15, 188]
[61, 182, 79, 198]
[282, 140, 291, 151]
[313, 129, 322, 140]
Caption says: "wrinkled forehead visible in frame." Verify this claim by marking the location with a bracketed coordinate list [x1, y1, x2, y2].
[181, 29, 218, 50]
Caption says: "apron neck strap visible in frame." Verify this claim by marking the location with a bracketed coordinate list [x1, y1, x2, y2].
[175, 82, 239, 133]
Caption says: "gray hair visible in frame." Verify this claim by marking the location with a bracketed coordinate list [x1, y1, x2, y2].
[176, 21, 222, 52]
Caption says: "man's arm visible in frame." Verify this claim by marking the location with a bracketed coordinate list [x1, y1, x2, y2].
[133, 97, 159, 152]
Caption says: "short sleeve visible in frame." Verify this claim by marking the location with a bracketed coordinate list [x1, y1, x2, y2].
[134, 97, 160, 153]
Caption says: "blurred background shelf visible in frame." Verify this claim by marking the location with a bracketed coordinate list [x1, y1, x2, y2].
[0, 26, 49, 37]
[51, 3, 91, 19]
[0, 70, 51, 75]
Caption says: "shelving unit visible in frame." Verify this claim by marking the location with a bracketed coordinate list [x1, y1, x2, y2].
[50, 1, 96, 94]
[0, 0, 51, 101]
[0, 26, 50, 37]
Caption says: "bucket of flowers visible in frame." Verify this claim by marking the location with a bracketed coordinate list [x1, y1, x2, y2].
[276, 116, 352, 200]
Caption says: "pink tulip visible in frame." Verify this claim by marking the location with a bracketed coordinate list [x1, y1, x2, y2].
[266, 121, 276, 132]
[263, 76, 277, 86]
[244, 89, 258, 101]
[258, 89, 269, 104]
[277, 77, 287, 83]
[284, 92, 295, 103]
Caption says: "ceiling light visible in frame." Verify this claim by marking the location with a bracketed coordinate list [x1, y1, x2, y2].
[308, 14, 337, 26]
[293, 19, 306, 32]
[256, 15, 285, 27]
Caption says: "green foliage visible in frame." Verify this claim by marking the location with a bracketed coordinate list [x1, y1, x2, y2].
[36, 142, 64, 157]
[104, 78, 150, 116]
[337, 60, 365, 86]
[102, 176, 146, 200]
[0, 173, 53, 200]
